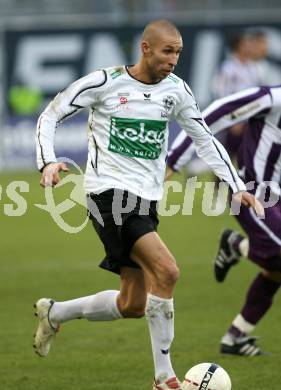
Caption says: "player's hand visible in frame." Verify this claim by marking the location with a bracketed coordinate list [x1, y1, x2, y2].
[165, 166, 176, 180]
[232, 191, 264, 218]
[40, 162, 69, 187]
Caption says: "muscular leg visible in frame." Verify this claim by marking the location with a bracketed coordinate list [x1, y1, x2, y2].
[220, 202, 281, 355]
[49, 267, 148, 324]
[228, 270, 280, 336]
[34, 265, 149, 358]
[222, 267, 280, 355]
[239, 269, 281, 328]
[35, 229, 180, 385]
[130, 231, 179, 298]
[129, 231, 179, 383]
[117, 266, 149, 318]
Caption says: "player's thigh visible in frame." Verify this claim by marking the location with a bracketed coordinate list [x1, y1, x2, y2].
[119, 266, 149, 311]
[130, 231, 178, 279]
[235, 203, 281, 261]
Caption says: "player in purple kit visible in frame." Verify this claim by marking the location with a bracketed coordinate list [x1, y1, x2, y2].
[210, 31, 269, 170]
[167, 85, 281, 356]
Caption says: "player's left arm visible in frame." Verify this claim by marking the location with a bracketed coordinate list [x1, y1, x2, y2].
[174, 83, 264, 217]
[203, 86, 273, 131]
[168, 86, 273, 178]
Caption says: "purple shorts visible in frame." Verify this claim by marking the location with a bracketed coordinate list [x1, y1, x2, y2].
[235, 199, 281, 271]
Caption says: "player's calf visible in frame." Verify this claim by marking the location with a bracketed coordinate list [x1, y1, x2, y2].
[118, 299, 146, 318]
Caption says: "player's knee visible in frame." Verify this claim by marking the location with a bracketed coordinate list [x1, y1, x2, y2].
[159, 262, 180, 288]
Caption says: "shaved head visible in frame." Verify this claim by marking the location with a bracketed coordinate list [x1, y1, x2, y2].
[128, 19, 182, 83]
[142, 19, 181, 46]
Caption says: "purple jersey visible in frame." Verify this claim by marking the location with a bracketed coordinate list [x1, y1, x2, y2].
[168, 86, 281, 187]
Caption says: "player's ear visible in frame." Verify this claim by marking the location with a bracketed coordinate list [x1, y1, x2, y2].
[141, 40, 150, 56]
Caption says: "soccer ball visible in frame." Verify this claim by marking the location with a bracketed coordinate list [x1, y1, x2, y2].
[182, 362, 231, 390]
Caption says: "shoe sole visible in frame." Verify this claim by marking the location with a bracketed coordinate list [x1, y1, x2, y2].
[33, 300, 57, 357]
[33, 302, 43, 357]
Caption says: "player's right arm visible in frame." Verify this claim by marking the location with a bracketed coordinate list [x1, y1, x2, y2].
[168, 86, 273, 177]
[36, 70, 108, 186]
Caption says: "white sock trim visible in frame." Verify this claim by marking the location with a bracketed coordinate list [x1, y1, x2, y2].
[239, 238, 249, 258]
[232, 314, 255, 334]
[109, 290, 123, 319]
[147, 293, 173, 304]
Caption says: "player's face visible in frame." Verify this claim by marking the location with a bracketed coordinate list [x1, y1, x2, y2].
[144, 35, 183, 82]
[253, 36, 268, 60]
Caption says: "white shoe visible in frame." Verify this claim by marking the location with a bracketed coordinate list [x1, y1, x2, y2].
[153, 376, 182, 389]
[33, 298, 59, 357]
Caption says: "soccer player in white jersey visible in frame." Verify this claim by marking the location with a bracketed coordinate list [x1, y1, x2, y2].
[167, 85, 281, 356]
[34, 20, 262, 388]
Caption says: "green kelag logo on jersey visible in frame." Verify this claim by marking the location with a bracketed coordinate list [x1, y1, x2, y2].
[109, 117, 167, 159]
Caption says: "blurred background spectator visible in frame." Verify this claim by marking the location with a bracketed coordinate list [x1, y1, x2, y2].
[248, 28, 281, 85]
[210, 31, 262, 164]
[211, 31, 262, 99]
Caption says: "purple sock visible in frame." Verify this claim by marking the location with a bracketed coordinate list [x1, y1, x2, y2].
[241, 273, 280, 324]
[228, 273, 280, 337]
[228, 324, 245, 338]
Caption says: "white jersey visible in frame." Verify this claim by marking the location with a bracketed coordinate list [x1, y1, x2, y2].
[36, 65, 246, 200]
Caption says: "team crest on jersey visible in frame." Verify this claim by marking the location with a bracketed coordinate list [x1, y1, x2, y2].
[161, 95, 176, 118]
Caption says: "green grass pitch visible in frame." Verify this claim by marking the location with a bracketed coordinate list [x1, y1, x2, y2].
[0, 171, 280, 389]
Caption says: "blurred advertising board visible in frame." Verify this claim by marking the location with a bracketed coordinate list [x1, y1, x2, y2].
[2, 24, 281, 169]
